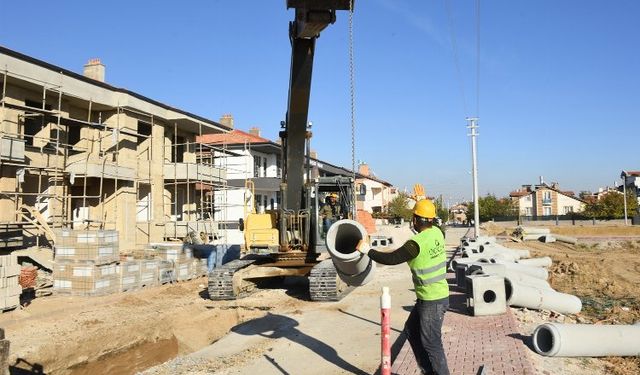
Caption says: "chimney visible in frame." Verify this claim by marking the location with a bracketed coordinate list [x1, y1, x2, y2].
[358, 162, 370, 176]
[539, 176, 544, 185]
[83, 58, 105, 82]
[248, 127, 261, 137]
[219, 114, 234, 129]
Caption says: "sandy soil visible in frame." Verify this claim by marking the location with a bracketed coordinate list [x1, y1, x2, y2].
[0, 278, 294, 374]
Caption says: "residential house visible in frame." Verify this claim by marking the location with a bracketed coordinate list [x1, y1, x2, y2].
[510, 179, 585, 218]
[621, 170, 640, 222]
[0, 47, 230, 250]
[355, 163, 397, 214]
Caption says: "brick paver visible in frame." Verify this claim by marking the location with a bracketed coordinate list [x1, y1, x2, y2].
[391, 274, 536, 375]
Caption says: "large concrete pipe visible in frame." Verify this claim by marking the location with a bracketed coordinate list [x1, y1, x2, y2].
[478, 244, 530, 260]
[476, 258, 549, 280]
[519, 226, 551, 235]
[554, 235, 578, 245]
[504, 278, 581, 314]
[461, 236, 496, 247]
[517, 257, 553, 268]
[468, 264, 552, 290]
[326, 219, 376, 286]
[532, 323, 640, 357]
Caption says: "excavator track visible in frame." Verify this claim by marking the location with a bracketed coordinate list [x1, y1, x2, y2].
[309, 259, 353, 301]
[208, 258, 258, 300]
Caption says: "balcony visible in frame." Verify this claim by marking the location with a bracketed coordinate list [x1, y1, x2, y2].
[65, 153, 135, 180]
[542, 198, 552, 206]
[164, 163, 226, 182]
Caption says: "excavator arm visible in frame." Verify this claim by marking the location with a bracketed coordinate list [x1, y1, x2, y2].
[281, 0, 352, 211]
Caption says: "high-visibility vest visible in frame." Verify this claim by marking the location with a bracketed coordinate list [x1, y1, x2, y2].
[407, 227, 449, 301]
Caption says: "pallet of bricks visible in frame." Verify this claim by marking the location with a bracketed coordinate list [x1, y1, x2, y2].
[0, 254, 21, 310]
[148, 243, 206, 282]
[53, 230, 120, 296]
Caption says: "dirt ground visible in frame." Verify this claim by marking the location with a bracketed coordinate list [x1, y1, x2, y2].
[0, 278, 294, 374]
[504, 236, 640, 375]
[2, 224, 639, 374]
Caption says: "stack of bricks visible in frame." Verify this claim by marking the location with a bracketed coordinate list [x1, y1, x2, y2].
[0, 254, 21, 310]
[139, 259, 159, 288]
[149, 243, 194, 282]
[192, 258, 208, 278]
[119, 260, 141, 292]
[53, 230, 120, 296]
[158, 260, 176, 284]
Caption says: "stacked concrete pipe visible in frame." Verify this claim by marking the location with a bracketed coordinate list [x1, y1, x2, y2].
[516, 257, 553, 268]
[532, 323, 640, 357]
[468, 264, 552, 290]
[504, 278, 582, 314]
[474, 258, 549, 280]
[325, 219, 376, 286]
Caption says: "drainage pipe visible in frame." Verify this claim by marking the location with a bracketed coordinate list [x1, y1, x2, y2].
[532, 323, 640, 357]
[468, 264, 552, 290]
[554, 235, 578, 245]
[517, 257, 553, 268]
[475, 258, 549, 280]
[504, 278, 581, 314]
[326, 219, 376, 286]
[519, 226, 551, 235]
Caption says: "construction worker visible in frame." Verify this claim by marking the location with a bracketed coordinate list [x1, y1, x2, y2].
[320, 193, 343, 235]
[357, 199, 450, 375]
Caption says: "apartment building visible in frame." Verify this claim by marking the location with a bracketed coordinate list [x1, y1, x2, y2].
[0, 46, 229, 251]
[510, 179, 585, 218]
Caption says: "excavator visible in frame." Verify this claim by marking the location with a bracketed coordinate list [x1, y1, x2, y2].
[208, 0, 356, 301]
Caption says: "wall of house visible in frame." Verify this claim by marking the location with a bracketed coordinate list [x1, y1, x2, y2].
[557, 193, 584, 214]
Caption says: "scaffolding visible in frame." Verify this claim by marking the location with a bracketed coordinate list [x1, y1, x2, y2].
[0, 66, 240, 252]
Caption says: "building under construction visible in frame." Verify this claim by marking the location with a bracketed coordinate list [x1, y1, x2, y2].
[0, 46, 237, 253]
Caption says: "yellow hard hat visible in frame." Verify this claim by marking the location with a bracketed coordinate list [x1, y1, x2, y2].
[413, 199, 436, 219]
[329, 193, 338, 199]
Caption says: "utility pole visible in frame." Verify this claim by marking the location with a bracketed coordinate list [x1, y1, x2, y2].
[467, 117, 480, 237]
[622, 172, 629, 226]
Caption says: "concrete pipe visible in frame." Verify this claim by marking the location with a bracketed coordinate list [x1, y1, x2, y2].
[554, 235, 578, 245]
[504, 278, 581, 314]
[479, 258, 549, 280]
[519, 226, 551, 235]
[449, 257, 480, 271]
[517, 257, 553, 268]
[532, 323, 640, 357]
[468, 264, 552, 290]
[326, 219, 376, 286]
[478, 244, 530, 260]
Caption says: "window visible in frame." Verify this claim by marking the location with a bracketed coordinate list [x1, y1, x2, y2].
[263, 157, 267, 177]
[564, 206, 573, 214]
[276, 191, 281, 206]
[276, 157, 282, 178]
[263, 195, 268, 210]
[137, 121, 152, 146]
[23, 99, 52, 147]
[175, 136, 185, 163]
[543, 191, 551, 200]
[525, 207, 532, 216]
[526, 195, 532, 201]
[543, 206, 551, 216]
[67, 126, 81, 146]
[254, 156, 261, 177]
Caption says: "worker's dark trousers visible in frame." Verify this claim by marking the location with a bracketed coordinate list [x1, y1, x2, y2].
[404, 297, 450, 375]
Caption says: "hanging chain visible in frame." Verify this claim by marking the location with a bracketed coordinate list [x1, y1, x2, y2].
[348, 0, 357, 218]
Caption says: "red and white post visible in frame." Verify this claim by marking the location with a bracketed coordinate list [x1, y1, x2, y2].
[381, 286, 391, 375]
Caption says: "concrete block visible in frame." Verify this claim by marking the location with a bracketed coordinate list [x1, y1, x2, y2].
[466, 274, 507, 317]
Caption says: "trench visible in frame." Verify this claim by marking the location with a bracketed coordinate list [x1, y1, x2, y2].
[68, 336, 180, 375]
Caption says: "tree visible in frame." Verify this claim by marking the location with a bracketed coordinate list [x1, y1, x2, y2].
[583, 191, 638, 219]
[387, 193, 413, 221]
[466, 194, 516, 222]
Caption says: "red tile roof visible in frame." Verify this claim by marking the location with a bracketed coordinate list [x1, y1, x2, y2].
[626, 171, 640, 177]
[197, 130, 269, 145]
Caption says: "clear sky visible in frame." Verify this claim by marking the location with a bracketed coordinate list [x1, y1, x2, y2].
[1, 1, 638, 203]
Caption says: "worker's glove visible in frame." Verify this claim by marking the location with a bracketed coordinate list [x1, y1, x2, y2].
[356, 239, 370, 255]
